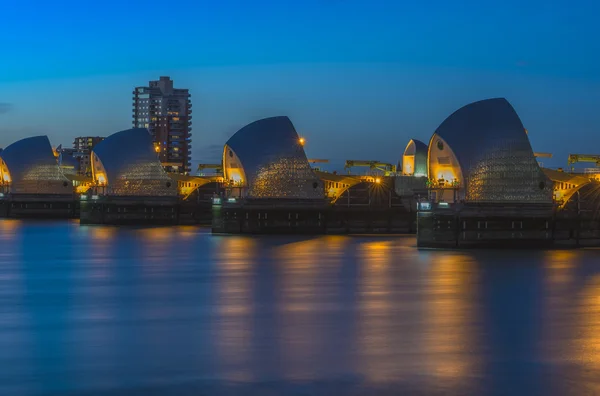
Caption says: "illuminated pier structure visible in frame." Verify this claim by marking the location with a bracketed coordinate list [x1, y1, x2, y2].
[210, 100, 600, 244]
[414, 98, 600, 248]
[212, 116, 415, 234]
[0, 98, 599, 243]
[0, 136, 76, 218]
[79, 128, 221, 225]
[0, 129, 221, 223]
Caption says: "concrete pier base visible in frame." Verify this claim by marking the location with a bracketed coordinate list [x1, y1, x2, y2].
[0, 194, 77, 219]
[416, 202, 600, 248]
[417, 203, 554, 248]
[212, 199, 414, 235]
[80, 196, 179, 225]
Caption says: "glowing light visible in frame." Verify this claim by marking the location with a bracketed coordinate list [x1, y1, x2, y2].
[228, 170, 244, 183]
[76, 185, 91, 194]
[97, 174, 106, 185]
[154, 145, 160, 153]
[375, 178, 381, 184]
[419, 202, 432, 211]
[298, 137, 306, 146]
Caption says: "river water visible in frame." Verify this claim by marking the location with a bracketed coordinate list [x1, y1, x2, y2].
[1, 220, 600, 395]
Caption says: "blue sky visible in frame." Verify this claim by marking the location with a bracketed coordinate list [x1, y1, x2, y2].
[0, 0, 599, 169]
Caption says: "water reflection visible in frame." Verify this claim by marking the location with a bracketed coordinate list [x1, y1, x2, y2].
[423, 253, 480, 382]
[2, 222, 600, 394]
[213, 236, 256, 382]
[544, 250, 577, 287]
[0, 218, 20, 239]
[276, 238, 323, 381]
[0, 221, 33, 395]
[575, 274, 600, 371]
[356, 240, 395, 383]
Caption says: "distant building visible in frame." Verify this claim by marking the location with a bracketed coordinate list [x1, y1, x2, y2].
[73, 136, 105, 152]
[132, 76, 192, 174]
[72, 136, 105, 176]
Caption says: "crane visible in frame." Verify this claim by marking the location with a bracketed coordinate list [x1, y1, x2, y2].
[567, 154, 600, 171]
[534, 152, 553, 158]
[307, 159, 329, 171]
[197, 163, 223, 175]
[344, 160, 397, 176]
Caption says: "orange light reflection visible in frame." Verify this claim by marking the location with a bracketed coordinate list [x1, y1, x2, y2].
[214, 237, 256, 381]
[275, 238, 323, 381]
[423, 253, 480, 381]
[356, 240, 395, 383]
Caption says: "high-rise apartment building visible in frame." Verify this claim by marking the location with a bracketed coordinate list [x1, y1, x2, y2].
[132, 76, 192, 174]
[73, 136, 105, 152]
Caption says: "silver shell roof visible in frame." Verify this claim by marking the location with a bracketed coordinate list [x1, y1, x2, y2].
[432, 98, 552, 203]
[403, 139, 428, 176]
[92, 128, 176, 196]
[225, 116, 324, 199]
[0, 136, 71, 195]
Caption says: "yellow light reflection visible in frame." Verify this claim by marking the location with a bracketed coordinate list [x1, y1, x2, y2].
[214, 237, 256, 381]
[274, 238, 323, 380]
[544, 250, 577, 287]
[176, 225, 197, 239]
[356, 240, 395, 383]
[575, 274, 600, 370]
[136, 227, 173, 242]
[423, 253, 479, 381]
[135, 227, 174, 277]
[0, 219, 19, 234]
[86, 227, 117, 280]
[538, 250, 579, 364]
[89, 226, 116, 242]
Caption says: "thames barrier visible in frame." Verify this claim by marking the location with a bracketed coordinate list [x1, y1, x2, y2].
[0, 97, 599, 248]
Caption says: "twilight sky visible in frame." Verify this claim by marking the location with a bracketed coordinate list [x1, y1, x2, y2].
[0, 0, 599, 169]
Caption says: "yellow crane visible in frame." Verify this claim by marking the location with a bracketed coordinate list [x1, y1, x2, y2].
[567, 154, 600, 170]
[197, 163, 223, 174]
[344, 160, 397, 176]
